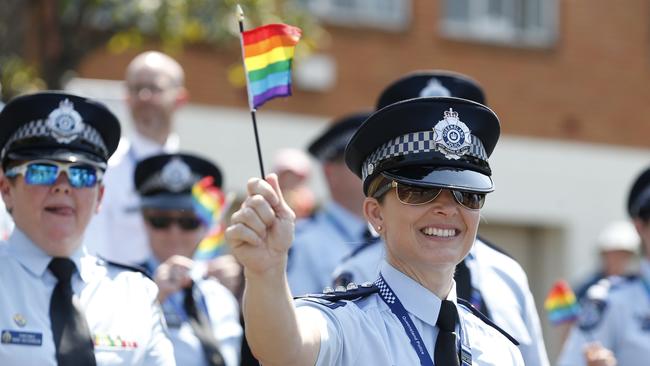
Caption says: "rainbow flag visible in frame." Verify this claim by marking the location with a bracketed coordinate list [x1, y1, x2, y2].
[242, 23, 301, 108]
[544, 279, 580, 325]
[192, 177, 227, 259]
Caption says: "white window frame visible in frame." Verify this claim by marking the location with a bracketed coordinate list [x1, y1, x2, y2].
[301, 0, 411, 31]
[440, 0, 557, 48]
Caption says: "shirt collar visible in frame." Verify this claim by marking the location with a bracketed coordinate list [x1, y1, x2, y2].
[8, 228, 89, 282]
[130, 131, 180, 160]
[324, 201, 366, 241]
[641, 258, 650, 283]
[379, 260, 457, 328]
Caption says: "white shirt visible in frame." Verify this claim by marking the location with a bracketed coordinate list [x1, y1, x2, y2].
[296, 261, 524, 365]
[331, 238, 550, 366]
[84, 132, 180, 264]
[144, 259, 243, 366]
[557, 259, 650, 366]
[0, 229, 175, 365]
[287, 202, 367, 295]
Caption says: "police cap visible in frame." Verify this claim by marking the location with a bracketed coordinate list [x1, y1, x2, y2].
[627, 166, 650, 219]
[345, 97, 500, 195]
[376, 70, 486, 110]
[308, 112, 372, 162]
[134, 152, 222, 210]
[0, 91, 121, 169]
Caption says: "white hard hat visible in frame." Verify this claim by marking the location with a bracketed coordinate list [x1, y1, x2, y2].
[597, 221, 640, 252]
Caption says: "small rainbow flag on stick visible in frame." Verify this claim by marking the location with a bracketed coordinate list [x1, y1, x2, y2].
[544, 279, 581, 325]
[192, 177, 228, 259]
[242, 23, 301, 108]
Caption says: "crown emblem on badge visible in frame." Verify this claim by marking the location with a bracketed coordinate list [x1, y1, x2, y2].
[432, 108, 471, 160]
[46, 99, 85, 144]
[161, 157, 193, 192]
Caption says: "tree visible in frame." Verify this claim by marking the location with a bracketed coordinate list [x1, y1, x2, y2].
[0, 0, 321, 100]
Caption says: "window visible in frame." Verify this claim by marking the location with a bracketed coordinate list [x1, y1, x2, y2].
[441, 0, 556, 47]
[299, 0, 411, 31]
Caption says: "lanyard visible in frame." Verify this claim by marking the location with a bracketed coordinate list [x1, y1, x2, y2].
[376, 275, 472, 366]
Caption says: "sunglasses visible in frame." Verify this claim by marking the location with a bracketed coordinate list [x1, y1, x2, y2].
[5, 160, 103, 188]
[144, 215, 203, 231]
[373, 180, 486, 210]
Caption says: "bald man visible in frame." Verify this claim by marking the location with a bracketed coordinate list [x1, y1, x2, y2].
[85, 51, 189, 264]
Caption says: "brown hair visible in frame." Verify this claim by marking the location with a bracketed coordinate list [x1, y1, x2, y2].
[366, 174, 391, 204]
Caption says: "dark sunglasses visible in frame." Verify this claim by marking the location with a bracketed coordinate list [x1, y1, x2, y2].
[372, 180, 486, 210]
[5, 160, 102, 188]
[144, 215, 203, 231]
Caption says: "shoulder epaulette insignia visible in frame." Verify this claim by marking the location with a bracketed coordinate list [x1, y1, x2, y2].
[295, 282, 379, 304]
[577, 297, 607, 331]
[458, 298, 519, 346]
[97, 257, 152, 279]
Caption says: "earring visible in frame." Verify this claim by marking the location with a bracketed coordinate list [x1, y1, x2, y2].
[377, 225, 382, 232]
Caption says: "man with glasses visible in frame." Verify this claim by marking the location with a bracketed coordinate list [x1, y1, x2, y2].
[85, 51, 188, 265]
[135, 153, 242, 366]
[0, 91, 175, 365]
[558, 166, 650, 366]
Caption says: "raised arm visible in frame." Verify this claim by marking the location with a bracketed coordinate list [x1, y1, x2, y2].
[225, 174, 321, 366]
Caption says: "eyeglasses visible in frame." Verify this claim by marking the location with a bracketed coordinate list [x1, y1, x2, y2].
[5, 160, 103, 188]
[372, 180, 486, 210]
[144, 215, 203, 231]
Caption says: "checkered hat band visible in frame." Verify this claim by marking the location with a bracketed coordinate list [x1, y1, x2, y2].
[139, 172, 203, 194]
[3, 119, 108, 156]
[361, 130, 488, 180]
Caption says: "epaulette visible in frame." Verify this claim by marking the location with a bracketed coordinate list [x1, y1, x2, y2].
[458, 298, 519, 346]
[97, 257, 152, 280]
[294, 282, 378, 309]
[476, 235, 515, 260]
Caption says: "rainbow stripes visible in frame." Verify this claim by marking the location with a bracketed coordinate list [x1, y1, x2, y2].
[242, 23, 301, 108]
[192, 177, 227, 259]
[544, 279, 580, 325]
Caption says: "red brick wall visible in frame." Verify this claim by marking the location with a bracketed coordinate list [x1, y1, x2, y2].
[79, 0, 650, 148]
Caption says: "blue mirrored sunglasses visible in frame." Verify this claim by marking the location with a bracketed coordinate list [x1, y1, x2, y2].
[5, 160, 103, 188]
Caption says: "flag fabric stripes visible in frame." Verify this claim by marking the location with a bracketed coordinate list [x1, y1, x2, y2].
[242, 23, 301, 108]
[544, 279, 581, 325]
[192, 177, 227, 259]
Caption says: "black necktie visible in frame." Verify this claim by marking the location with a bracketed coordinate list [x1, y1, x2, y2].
[48, 257, 96, 366]
[435, 300, 460, 366]
[454, 259, 491, 318]
[183, 283, 225, 366]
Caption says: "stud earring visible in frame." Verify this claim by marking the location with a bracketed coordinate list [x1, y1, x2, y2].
[377, 225, 382, 232]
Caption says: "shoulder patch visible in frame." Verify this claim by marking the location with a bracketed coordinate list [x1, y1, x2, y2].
[97, 257, 152, 279]
[577, 298, 608, 331]
[458, 298, 519, 346]
[294, 282, 379, 308]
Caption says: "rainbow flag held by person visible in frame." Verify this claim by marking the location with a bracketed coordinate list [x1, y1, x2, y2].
[192, 177, 227, 259]
[544, 279, 581, 325]
[242, 23, 302, 108]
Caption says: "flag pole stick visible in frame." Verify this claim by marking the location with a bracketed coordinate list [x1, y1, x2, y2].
[237, 4, 266, 178]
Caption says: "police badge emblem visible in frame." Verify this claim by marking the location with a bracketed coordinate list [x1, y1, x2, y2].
[161, 157, 192, 192]
[46, 99, 85, 144]
[13, 314, 26, 328]
[1, 330, 11, 344]
[433, 108, 472, 160]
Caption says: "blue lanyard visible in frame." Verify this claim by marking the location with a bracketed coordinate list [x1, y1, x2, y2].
[375, 275, 472, 366]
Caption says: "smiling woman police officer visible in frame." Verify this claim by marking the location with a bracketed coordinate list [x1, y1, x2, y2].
[0, 92, 174, 365]
[226, 96, 523, 365]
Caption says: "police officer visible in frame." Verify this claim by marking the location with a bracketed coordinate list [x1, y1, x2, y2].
[135, 153, 242, 366]
[287, 112, 373, 295]
[0, 92, 174, 365]
[557, 166, 650, 366]
[227, 96, 524, 365]
[332, 70, 550, 366]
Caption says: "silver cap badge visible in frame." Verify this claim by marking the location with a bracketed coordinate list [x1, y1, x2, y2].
[433, 108, 472, 160]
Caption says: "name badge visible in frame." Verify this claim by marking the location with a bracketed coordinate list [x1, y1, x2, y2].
[1, 330, 43, 346]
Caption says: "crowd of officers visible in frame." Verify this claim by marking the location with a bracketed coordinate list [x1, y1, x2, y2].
[0, 50, 647, 366]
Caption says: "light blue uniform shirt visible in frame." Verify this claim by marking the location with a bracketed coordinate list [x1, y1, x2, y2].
[557, 259, 650, 366]
[332, 238, 549, 366]
[144, 259, 243, 366]
[0, 229, 175, 365]
[288, 202, 367, 295]
[296, 261, 524, 365]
